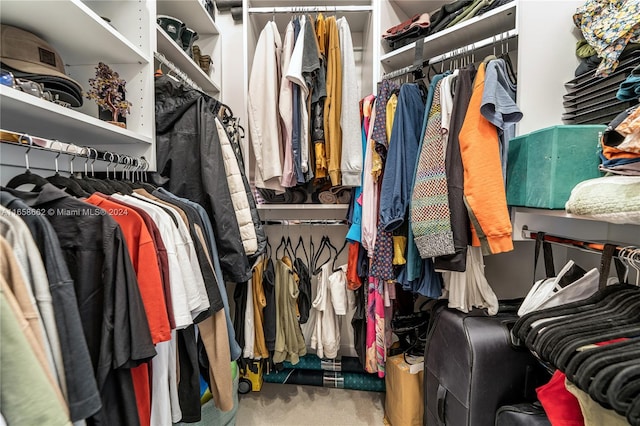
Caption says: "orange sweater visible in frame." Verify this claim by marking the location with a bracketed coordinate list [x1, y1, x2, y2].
[458, 63, 513, 255]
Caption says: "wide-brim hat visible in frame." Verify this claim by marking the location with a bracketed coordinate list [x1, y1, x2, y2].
[0, 24, 83, 106]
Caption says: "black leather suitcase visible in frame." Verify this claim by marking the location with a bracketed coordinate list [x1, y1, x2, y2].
[495, 403, 551, 426]
[424, 307, 548, 426]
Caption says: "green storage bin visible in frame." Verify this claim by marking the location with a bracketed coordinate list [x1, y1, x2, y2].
[506, 125, 605, 209]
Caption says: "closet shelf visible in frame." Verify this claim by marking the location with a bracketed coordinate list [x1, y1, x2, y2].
[257, 204, 349, 222]
[1, 0, 150, 65]
[248, 5, 373, 34]
[380, 1, 517, 71]
[156, 25, 221, 95]
[157, 0, 220, 35]
[0, 86, 153, 147]
[389, 0, 449, 19]
[511, 207, 639, 246]
[512, 207, 603, 222]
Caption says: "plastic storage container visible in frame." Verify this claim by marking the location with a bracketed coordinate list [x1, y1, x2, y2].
[506, 125, 605, 209]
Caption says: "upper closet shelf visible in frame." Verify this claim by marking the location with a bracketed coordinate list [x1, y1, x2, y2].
[248, 5, 373, 34]
[0, 86, 152, 147]
[0, 0, 150, 65]
[156, 25, 221, 95]
[380, 1, 517, 71]
[157, 0, 220, 35]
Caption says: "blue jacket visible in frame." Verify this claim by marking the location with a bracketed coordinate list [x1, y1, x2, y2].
[379, 83, 426, 231]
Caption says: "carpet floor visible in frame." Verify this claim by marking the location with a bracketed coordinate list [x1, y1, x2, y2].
[235, 383, 385, 426]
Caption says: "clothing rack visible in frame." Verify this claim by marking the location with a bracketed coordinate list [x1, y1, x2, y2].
[428, 29, 518, 65]
[0, 129, 149, 172]
[261, 219, 347, 226]
[154, 51, 203, 92]
[381, 29, 518, 81]
[247, 5, 373, 14]
[522, 228, 637, 259]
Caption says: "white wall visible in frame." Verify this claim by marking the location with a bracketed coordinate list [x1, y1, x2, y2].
[216, 9, 249, 135]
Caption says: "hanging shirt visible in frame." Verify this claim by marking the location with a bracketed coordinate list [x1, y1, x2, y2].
[380, 83, 426, 232]
[459, 62, 514, 255]
[4, 184, 156, 426]
[252, 257, 269, 359]
[112, 193, 194, 329]
[361, 102, 379, 254]
[441, 246, 499, 315]
[279, 21, 297, 188]
[0, 237, 67, 413]
[434, 66, 476, 273]
[85, 194, 171, 426]
[346, 94, 376, 244]
[287, 17, 311, 183]
[324, 16, 343, 186]
[249, 21, 285, 192]
[0, 192, 100, 422]
[154, 188, 242, 360]
[412, 76, 457, 259]
[86, 194, 170, 343]
[273, 257, 307, 364]
[0, 277, 71, 426]
[0, 206, 62, 396]
[132, 193, 209, 318]
[310, 263, 342, 359]
[481, 58, 523, 184]
[243, 270, 255, 359]
[338, 16, 363, 187]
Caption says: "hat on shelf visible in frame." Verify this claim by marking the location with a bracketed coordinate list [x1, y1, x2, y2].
[0, 24, 83, 106]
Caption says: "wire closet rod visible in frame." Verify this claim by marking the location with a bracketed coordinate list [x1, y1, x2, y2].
[154, 51, 203, 92]
[248, 5, 373, 13]
[0, 129, 150, 169]
[381, 29, 518, 80]
[428, 29, 518, 65]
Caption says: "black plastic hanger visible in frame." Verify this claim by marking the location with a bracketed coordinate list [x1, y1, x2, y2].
[79, 148, 113, 194]
[102, 153, 133, 195]
[295, 235, 310, 266]
[499, 53, 517, 85]
[265, 237, 272, 260]
[130, 156, 158, 192]
[332, 239, 348, 272]
[5, 137, 49, 190]
[285, 236, 295, 260]
[276, 235, 287, 260]
[45, 149, 90, 198]
[312, 235, 337, 275]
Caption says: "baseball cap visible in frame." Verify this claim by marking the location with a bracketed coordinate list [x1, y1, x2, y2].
[0, 24, 83, 106]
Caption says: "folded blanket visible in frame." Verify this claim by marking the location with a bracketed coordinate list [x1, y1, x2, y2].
[565, 176, 640, 224]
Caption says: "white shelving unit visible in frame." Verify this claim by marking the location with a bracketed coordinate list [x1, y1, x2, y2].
[0, 0, 226, 178]
[0, 87, 153, 147]
[380, 2, 517, 71]
[242, 0, 376, 214]
[0, 0, 156, 173]
[156, 25, 221, 94]
[156, 0, 223, 94]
